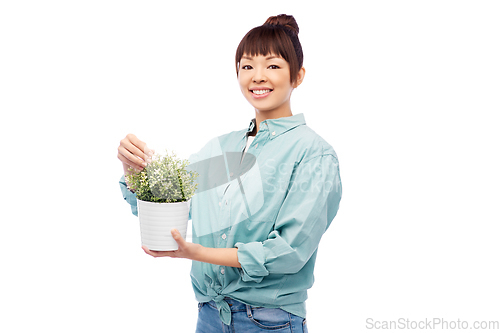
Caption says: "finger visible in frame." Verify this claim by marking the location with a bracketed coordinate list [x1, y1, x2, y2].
[118, 145, 147, 170]
[142, 246, 156, 257]
[142, 246, 174, 258]
[119, 138, 149, 163]
[118, 143, 153, 170]
[118, 151, 144, 173]
[171, 229, 185, 247]
[118, 135, 153, 167]
[126, 134, 154, 160]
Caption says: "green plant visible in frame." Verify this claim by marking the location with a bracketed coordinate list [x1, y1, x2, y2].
[126, 150, 198, 203]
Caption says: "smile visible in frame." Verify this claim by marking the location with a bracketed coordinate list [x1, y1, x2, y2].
[252, 89, 272, 95]
[250, 89, 273, 99]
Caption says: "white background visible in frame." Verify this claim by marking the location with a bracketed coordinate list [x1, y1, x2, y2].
[1, 1, 499, 332]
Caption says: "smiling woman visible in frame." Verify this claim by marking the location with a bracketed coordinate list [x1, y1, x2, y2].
[118, 13, 341, 333]
[236, 15, 306, 131]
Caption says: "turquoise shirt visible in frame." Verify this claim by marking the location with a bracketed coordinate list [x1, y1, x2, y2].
[119, 113, 342, 325]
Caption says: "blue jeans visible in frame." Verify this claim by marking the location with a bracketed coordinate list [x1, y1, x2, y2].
[196, 298, 308, 333]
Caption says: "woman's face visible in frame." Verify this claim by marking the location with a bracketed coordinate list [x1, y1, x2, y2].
[238, 53, 297, 115]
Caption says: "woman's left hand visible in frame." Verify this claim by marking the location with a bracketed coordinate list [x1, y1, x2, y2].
[142, 229, 202, 260]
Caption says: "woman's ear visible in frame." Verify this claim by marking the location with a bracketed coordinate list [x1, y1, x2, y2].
[293, 67, 306, 88]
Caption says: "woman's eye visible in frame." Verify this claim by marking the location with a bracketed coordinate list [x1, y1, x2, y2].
[242, 65, 253, 70]
[268, 65, 280, 69]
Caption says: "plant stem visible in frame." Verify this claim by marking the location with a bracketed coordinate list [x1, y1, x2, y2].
[177, 168, 185, 202]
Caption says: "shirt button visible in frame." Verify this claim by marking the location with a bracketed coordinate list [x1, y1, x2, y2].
[230, 172, 234, 177]
[222, 233, 227, 240]
[255, 143, 258, 148]
[225, 200, 228, 205]
[219, 202, 221, 206]
[271, 131, 276, 136]
[221, 268, 225, 274]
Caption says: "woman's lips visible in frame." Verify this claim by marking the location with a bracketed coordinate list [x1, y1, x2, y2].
[250, 88, 273, 99]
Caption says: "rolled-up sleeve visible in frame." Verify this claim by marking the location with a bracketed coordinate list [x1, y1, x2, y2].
[119, 174, 138, 216]
[235, 154, 341, 281]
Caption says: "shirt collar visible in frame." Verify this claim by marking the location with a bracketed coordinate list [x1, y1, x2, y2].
[246, 118, 256, 135]
[245, 113, 306, 139]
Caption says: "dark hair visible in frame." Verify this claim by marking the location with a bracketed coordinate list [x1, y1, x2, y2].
[235, 14, 303, 83]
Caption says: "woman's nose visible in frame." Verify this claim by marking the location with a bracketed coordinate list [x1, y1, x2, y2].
[252, 69, 267, 83]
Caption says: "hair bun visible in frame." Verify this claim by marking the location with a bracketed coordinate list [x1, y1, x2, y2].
[264, 14, 299, 35]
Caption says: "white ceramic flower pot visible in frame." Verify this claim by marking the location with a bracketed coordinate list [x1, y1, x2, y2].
[137, 199, 190, 251]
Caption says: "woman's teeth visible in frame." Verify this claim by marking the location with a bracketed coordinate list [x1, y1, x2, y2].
[252, 89, 271, 95]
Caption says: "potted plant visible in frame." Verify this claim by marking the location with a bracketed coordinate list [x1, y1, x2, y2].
[126, 150, 198, 251]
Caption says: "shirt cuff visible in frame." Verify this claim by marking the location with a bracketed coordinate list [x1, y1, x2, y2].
[119, 174, 138, 216]
[235, 241, 269, 283]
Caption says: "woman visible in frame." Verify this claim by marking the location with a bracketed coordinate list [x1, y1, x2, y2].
[117, 14, 341, 333]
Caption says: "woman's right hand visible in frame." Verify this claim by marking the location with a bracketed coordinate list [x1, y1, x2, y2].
[117, 134, 154, 176]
